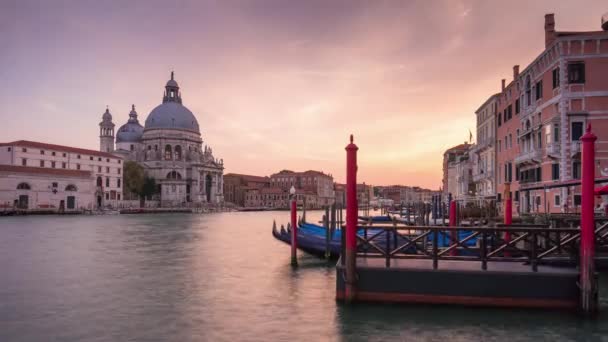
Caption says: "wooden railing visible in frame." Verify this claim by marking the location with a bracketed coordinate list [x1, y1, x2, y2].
[344, 221, 608, 272]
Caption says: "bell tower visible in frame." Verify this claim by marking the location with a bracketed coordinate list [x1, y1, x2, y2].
[99, 106, 115, 152]
[163, 71, 182, 104]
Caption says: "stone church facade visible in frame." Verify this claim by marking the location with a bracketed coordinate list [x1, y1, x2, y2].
[99, 72, 224, 206]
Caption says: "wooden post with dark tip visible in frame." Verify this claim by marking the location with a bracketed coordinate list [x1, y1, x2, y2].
[345, 134, 359, 302]
[580, 123, 597, 315]
[290, 189, 298, 267]
[504, 182, 512, 258]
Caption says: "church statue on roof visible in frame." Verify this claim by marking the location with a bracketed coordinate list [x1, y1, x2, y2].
[98, 72, 224, 206]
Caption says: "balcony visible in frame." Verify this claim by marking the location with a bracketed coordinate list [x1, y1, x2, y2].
[570, 141, 581, 157]
[472, 169, 494, 183]
[515, 149, 542, 166]
[546, 142, 561, 158]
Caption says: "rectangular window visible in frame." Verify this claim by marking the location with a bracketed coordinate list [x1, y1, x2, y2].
[90, 156, 93, 160]
[40, 150, 45, 155]
[515, 99, 520, 114]
[77, 164, 81, 170]
[106, 178, 110, 187]
[98, 157, 102, 161]
[62, 162, 66, 169]
[106, 166, 110, 173]
[77, 154, 81, 159]
[552, 68, 560, 88]
[555, 195, 561, 206]
[40, 160, 44, 167]
[62, 153, 67, 157]
[571, 122, 583, 141]
[535, 80, 543, 100]
[508, 105, 512, 120]
[515, 165, 520, 181]
[504, 163, 508, 182]
[497, 193, 502, 202]
[51, 151, 56, 156]
[536, 167, 542, 182]
[117, 179, 121, 188]
[22, 148, 27, 152]
[574, 194, 582, 206]
[552, 164, 560, 180]
[498, 112, 502, 126]
[573, 161, 581, 179]
[51, 161, 56, 168]
[52, 182, 58, 188]
[508, 162, 512, 182]
[7, 147, 11, 152]
[21, 158, 26, 166]
[98, 166, 102, 172]
[554, 126, 559, 143]
[118, 168, 121, 174]
[515, 191, 520, 202]
[106, 158, 110, 162]
[568, 62, 585, 84]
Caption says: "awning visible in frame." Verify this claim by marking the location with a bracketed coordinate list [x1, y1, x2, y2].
[596, 185, 608, 196]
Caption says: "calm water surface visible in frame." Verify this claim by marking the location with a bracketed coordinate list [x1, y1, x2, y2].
[2, 212, 608, 341]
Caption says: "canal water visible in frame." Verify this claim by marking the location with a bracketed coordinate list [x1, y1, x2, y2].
[2, 211, 608, 341]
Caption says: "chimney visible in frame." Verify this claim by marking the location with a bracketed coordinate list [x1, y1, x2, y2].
[545, 13, 556, 48]
[513, 65, 520, 80]
[501, 79, 506, 91]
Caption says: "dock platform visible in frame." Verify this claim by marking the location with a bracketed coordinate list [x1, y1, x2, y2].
[336, 257, 580, 309]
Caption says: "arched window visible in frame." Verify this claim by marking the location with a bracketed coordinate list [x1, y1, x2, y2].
[164, 145, 172, 160]
[17, 182, 31, 190]
[174, 145, 182, 160]
[96, 176, 103, 187]
[65, 184, 77, 191]
[166, 171, 182, 180]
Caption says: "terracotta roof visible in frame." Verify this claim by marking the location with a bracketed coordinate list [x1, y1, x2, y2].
[224, 173, 270, 183]
[444, 143, 470, 155]
[0, 165, 92, 178]
[0, 140, 122, 159]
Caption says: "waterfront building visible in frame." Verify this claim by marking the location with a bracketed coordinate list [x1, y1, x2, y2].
[471, 94, 499, 204]
[223, 173, 270, 206]
[334, 183, 345, 207]
[270, 170, 335, 206]
[0, 165, 94, 211]
[0, 140, 123, 209]
[495, 13, 608, 215]
[103, 72, 224, 206]
[379, 185, 437, 204]
[442, 143, 471, 201]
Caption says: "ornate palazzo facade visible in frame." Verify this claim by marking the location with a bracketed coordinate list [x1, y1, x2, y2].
[99, 72, 224, 206]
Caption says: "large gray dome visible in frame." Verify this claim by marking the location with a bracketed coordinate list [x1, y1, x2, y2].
[144, 102, 200, 133]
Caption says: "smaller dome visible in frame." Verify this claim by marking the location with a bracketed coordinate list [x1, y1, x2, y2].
[102, 107, 112, 121]
[116, 122, 144, 143]
[166, 79, 179, 88]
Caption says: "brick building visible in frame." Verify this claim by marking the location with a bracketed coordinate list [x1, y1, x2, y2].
[223, 173, 270, 206]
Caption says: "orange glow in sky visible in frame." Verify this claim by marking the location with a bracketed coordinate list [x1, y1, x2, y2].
[2, 1, 607, 188]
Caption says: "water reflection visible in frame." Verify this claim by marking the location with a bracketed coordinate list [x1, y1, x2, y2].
[1, 212, 608, 341]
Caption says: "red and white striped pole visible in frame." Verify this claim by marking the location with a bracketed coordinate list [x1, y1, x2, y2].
[345, 134, 359, 301]
[290, 186, 298, 266]
[580, 123, 597, 315]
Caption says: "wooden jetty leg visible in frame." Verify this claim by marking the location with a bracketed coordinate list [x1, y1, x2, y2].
[345, 134, 359, 302]
[449, 194, 457, 256]
[290, 189, 298, 267]
[324, 206, 330, 260]
[580, 124, 597, 316]
[504, 182, 512, 258]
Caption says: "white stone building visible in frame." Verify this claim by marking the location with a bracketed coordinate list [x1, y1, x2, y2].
[471, 93, 499, 202]
[0, 141, 123, 209]
[101, 72, 224, 206]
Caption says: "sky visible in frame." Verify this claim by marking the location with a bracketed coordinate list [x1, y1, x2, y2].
[1, 0, 607, 189]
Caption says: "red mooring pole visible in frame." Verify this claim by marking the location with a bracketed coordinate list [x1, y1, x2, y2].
[449, 199, 457, 256]
[345, 134, 359, 302]
[504, 182, 512, 257]
[580, 123, 597, 315]
[291, 194, 298, 266]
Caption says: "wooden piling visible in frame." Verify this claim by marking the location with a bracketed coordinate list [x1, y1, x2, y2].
[579, 124, 597, 316]
[345, 135, 359, 302]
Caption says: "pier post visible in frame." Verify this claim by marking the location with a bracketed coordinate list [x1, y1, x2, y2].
[324, 206, 331, 260]
[345, 134, 359, 302]
[504, 182, 512, 257]
[290, 186, 298, 267]
[449, 193, 457, 256]
[580, 124, 597, 315]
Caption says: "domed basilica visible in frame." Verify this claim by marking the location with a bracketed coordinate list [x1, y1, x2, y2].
[99, 72, 224, 205]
